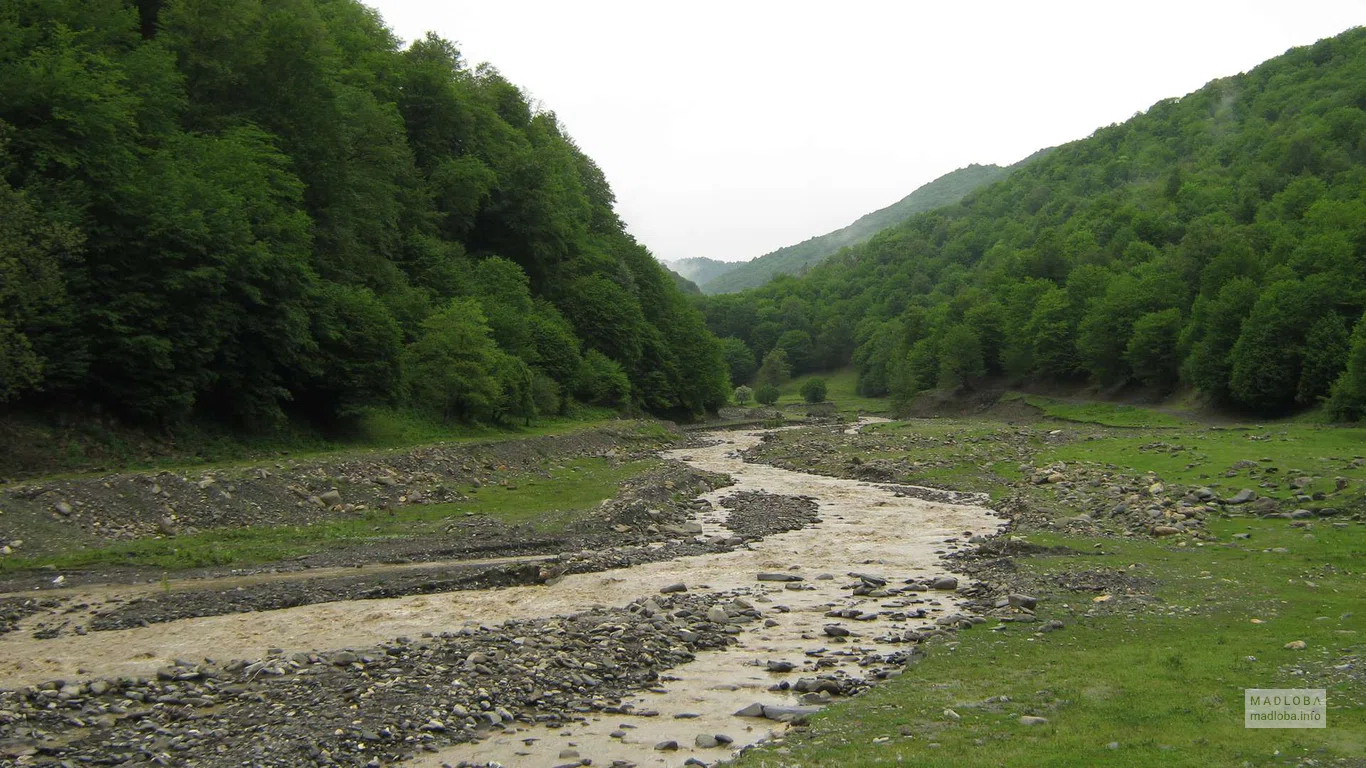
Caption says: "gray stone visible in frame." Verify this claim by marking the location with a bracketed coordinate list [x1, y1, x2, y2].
[1019, 716, 1049, 726]
[329, 651, 358, 665]
[319, 489, 343, 506]
[823, 625, 851, 637]
[654, 740, 679, 751]
[766, 660, 796, 673]
[762, 704, 822, 722]
[930, 576, 958, 590]
[1007, 593, 1038, 610]
[734, 703, 766, 717]
[1227, 489, 1256, 505]
[659, 583, 687, 594]
[757, 572, 804, 582]
[695, 734, 719, 748]
[53, 500, 73, 516]
[706, 605, 730, 624]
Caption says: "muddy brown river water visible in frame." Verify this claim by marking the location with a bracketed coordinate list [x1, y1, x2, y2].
[0, 423, 1004, 766]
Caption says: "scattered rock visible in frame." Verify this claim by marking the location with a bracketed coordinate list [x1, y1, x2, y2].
[757, 573, 804, 582]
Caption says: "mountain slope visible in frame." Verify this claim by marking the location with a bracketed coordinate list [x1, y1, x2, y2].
[0, 0, 728, 428]
[667, 257, 736, 287]
[702, 160, 1038, 294]
[698, 27, 1366, 418]
[664, 266, 703, 294]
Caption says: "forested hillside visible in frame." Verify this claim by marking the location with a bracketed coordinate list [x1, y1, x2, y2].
[664, 267, 703, 295]
[667, 257, 735, 288]
[0, 0, 728, 431]
[699, 28, 1366, 419]
[702, 163, 1024, 295]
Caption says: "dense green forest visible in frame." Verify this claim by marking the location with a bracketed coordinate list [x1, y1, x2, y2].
[0, 0, 729, 431]
[699, 28, 1366, 419]
[699, 161, 1032, 295]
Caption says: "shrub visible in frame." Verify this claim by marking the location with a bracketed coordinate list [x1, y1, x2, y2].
[755, 384, 780, 405]
[800, 378, 827, 403]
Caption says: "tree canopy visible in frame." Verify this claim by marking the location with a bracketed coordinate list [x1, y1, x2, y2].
[0, 0, 727, 427]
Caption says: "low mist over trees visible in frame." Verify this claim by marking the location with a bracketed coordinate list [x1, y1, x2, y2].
[0, 0, 728, 427]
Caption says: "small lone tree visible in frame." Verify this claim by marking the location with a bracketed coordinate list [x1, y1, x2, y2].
[755, 348, 791, 387]
[800, 377, 827, 403]
[755, 384, 780, 405]
[733, 385, 754, 405]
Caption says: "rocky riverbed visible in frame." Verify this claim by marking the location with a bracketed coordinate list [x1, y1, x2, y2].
[0, 422, 1008, 766]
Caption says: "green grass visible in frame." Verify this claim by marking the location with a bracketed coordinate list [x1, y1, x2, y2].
[1005, 392, 1194, 428]
[775, 368, 891, 415]
[737, 519, 1366, 768]
[0, 457, 656, 573]
[1040, 423, 1366, 504]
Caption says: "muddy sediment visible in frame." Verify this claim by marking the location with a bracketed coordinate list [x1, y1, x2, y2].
[1, 594, 743, 767]
[0, 423, 1007, 767]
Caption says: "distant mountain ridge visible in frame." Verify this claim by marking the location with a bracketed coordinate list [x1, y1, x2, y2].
[668, 154, 1047, 295]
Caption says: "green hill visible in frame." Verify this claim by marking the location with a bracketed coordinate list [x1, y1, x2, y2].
[666, 256, 737, 287]
[0, 0, 729, 431]
[699, 27, 1366, 419]
[664, 266, 703, 294]
[701, 160, 1041, 294]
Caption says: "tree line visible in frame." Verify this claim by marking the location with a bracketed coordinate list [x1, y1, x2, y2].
[0, 0, 729, 430]
[698, 28, 1366, 420]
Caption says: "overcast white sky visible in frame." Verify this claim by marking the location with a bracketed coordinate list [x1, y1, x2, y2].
[367, 1, 1363, 263]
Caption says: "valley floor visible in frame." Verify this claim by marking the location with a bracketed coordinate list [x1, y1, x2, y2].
[0, 396, 1361, 767]
[730, 401, 1365, 768]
